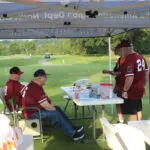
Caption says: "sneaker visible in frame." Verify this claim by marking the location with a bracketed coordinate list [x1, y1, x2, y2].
[117, 120, 124, 124]
[74, 125, 84, 132]
[73, 131, 85, 141]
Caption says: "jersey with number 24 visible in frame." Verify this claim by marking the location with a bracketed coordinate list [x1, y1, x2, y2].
[118, 53, 148, 100]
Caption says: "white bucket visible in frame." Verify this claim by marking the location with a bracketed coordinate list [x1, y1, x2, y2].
[100, 83, 113, 99]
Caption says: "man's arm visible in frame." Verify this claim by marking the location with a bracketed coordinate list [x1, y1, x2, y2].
[144, 58, 149, 86]
[102, 69, 121, 77]
[20, 84, 26, 95]
[40, 101, 56, 111]
[122, 76, 134, 99]
[121, 57, 135, 99]
[143, 59, 149, 96]
[145, 71, 149, 86]
[102, 69, 116, 76]
[123, 76, 134, 92]
[142, 71, 149, 97]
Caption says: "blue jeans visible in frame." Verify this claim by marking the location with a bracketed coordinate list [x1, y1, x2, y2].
[31, 106, 75, 137]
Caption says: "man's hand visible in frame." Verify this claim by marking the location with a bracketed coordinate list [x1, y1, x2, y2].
[122, 91, 128, 99]
[40, 101, 56, 111]
[102, 69, 110, 74]
[51, 106, 56, 111]
[102, 69, 115, 76]
[143, 87, 146, 97]
[122, 76, 134, 99]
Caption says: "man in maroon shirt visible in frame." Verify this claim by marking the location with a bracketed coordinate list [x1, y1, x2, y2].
[102, 44, 125, 123]
[22, 69, 84, 141]
[118, 40, 149, 121]
[5, 67, 24, 112]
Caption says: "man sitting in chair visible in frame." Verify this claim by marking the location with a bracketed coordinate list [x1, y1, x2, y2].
[5, 67, 25, 112]
[22, 69, 84, 141]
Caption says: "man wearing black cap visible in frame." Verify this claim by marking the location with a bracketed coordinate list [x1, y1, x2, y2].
[5, 66, 24, 111]
[22, 69, 84, 141]
[117, 40, 149, 121]
[103, 43, 125, 123]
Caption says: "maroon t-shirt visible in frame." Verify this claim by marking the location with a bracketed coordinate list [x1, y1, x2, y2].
[5, 79, 24, 111]
[22, 81, 51, 119]
[118, 53, 148, 100]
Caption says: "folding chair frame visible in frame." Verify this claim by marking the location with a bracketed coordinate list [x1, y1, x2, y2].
[0, 88, 44, 143]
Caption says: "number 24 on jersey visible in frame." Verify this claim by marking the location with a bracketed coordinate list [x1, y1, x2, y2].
[137, 59, 145, 72]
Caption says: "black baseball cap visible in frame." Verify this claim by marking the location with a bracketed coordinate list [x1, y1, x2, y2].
[115, 43, 121, 51]
[34, 69, 49, 78]
[120, 40, 133, 48]
[9, 67, 24, 75]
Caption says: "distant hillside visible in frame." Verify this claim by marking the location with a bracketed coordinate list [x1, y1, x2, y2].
[34, 39, 63, 45]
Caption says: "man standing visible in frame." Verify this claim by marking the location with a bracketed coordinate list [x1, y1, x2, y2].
[22, 69, 84, 141]
[118, 40, 149, 121]
[5, 67, 24, 111]
[103, 44, 125, 123]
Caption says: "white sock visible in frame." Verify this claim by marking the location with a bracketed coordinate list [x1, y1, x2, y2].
[119, 120, 124, 123]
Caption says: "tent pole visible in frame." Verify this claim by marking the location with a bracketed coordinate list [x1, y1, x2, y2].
[108, 37, 113, 115]
[108, 37, 112, 83]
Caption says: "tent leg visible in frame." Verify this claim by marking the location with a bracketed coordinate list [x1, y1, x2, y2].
[108, 37, 112, 83]
[108, 37, 114, 115]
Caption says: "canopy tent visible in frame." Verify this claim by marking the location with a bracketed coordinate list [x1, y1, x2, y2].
[0, 0, 150, 113]
[0, 0, 149, 39]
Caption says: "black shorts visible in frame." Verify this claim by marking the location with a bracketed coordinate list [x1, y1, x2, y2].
[120, 99, 142, 115]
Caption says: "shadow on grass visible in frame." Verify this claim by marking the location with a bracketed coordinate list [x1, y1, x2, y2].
[146, 144, 150, 150]
[40, 82, 150, 150]
[37, 120, 109, 150]
[34, 92, 110, 150]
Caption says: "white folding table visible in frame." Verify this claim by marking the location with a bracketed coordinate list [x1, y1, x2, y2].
[128, 120, 150, 145]
[61, 86, 124, 140]
[18, 135, 34, 150]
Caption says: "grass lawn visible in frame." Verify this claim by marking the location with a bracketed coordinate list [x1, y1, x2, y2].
[0, 54, 150, 150]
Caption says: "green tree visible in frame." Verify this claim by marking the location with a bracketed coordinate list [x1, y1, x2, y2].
[0, 43, 8, 55]
[23, 41, 36, 55]
[8, 42, 22, 55]
[0, 28, 149, 56]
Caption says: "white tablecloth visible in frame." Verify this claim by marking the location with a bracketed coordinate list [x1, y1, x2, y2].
[128, 120, 150, 145]
[18, 135, 34, 150]
[61, 86, 124, 106]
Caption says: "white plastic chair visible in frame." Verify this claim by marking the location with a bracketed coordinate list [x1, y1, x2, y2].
[0, 87, 11, 114]
[100, 117, 146, 150]
[0, 87, 44, 143]
[100, 117, 126, 150]
[128, 120, 150, 145]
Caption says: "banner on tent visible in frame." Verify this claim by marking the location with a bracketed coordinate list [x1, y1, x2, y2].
[0, 28, 127, 38]
[0, 10, 149, 22]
